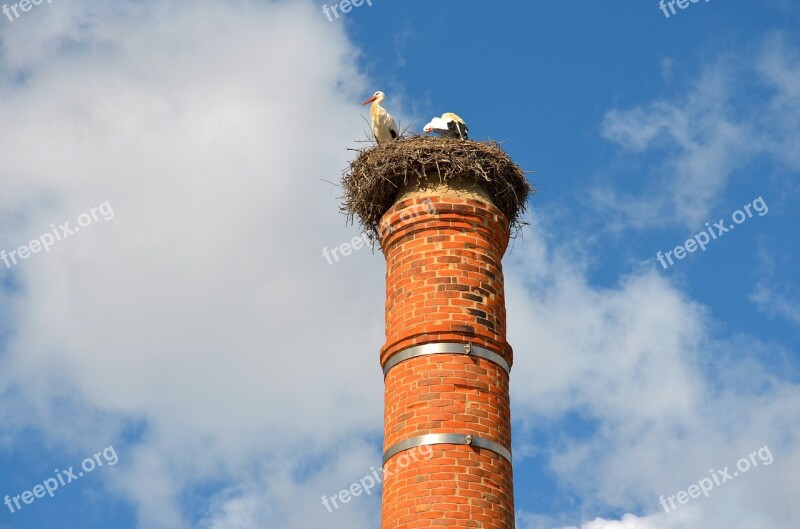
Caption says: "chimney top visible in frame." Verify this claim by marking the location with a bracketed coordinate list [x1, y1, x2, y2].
[342, 136, 532, 244]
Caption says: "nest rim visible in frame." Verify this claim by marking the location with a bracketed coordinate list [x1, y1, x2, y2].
[341, 135, 533, 243]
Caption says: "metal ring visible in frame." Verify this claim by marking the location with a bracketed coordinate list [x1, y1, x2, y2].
[382, 433, 512, 464]
[382, 342, 510, 376]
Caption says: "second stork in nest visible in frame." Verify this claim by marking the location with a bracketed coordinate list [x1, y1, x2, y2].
[423, 113, 469, 140]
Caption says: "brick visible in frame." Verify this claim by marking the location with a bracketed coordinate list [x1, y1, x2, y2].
[377, 189, 515, 529]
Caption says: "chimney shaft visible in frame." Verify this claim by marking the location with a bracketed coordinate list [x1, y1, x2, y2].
[379, 177, 515, 529]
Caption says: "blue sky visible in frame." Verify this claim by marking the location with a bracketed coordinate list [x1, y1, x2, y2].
[0, 1, 798, 528]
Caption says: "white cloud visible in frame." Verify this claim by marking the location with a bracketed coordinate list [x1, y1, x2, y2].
[751, 282, 800, 326]
[598, 33, 800, 229]
[749, 250, 800, 327]
[199, 440, 381, 529]
[506, 214, 800, 528]
[0, 1, 389, 527]
[518, 510, 701, 529]
[0, 3, 798, 529]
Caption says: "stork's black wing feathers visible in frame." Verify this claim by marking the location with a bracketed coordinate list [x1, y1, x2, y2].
[446, 120, 468, 140]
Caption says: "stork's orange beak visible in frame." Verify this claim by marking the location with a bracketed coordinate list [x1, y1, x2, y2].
[361, 96, 377, 105]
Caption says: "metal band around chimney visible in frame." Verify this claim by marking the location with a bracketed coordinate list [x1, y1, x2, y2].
[383, 433, 512, 465]
[382, 342, 510, 376]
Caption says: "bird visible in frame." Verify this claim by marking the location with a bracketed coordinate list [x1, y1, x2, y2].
[423, 112, 468, 139]
[362, 91, 398, 143]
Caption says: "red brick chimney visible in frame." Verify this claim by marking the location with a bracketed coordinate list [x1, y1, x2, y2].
[378, 175, 515, 529]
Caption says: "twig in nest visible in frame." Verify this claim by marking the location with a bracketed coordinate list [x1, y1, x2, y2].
[340, 136, 533, 244]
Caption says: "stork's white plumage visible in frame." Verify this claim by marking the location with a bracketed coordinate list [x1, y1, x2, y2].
[423, 117, 450, 135]
[362, 91, 398, 143]
[423, 112, 469, 139]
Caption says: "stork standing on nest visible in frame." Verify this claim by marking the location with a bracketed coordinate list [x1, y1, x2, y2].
[423, 112, 469, 140]
[362, 91, 398, 144]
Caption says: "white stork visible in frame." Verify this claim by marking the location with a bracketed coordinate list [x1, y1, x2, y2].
[423, 112, 469, 140]
[362, 91, 398, 143]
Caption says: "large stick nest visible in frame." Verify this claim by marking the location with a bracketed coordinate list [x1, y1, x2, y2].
[341, 136, 533, 241]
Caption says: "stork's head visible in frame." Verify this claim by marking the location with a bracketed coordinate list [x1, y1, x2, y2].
[361, 90, 385, 105]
